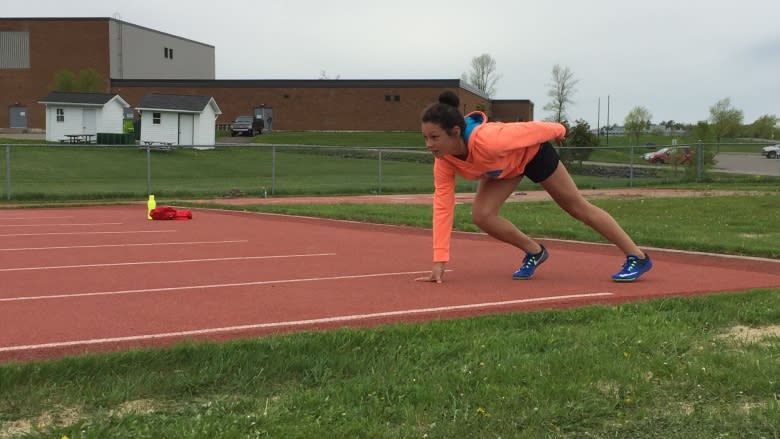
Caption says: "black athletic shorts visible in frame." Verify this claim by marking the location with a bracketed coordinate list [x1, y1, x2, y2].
[523, 142, 560, 183]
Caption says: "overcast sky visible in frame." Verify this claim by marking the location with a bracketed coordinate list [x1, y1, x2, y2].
[7, 0, 779, 128]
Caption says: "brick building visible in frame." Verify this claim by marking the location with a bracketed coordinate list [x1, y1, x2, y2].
[1, 17, 533, 132]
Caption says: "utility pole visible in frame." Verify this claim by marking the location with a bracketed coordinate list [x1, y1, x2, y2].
[606, 95, 610, 146]
[597, 97, 601, 140]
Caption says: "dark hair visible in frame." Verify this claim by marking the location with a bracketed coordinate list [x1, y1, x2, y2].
[421, 90, 465, 135]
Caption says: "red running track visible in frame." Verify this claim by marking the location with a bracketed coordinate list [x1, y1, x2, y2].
[1, 205, 779, 363]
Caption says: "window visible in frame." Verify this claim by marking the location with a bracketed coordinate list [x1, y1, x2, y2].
[169, 48, 173, 59]
[56, 108, 64, 122]
[164, 47, 174, 59]
[153, 112, 161, 124]
[0, 31, 30, 68]
[384, 94, 401, 102]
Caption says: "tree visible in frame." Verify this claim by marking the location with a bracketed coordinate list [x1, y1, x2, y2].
[51, 69, 76, 91]
[543, 64, 579, 123]
[319, 70, 340, 80]
[462, 53, 500, 97]
[708, 97, 743, 143]
[748, 114, 778, 140]
[50, 68, 106, 92]
[560, 119, 598, 166]
[76, 68, 105, 92]
[624, 106, 652, 145]
[692, 121, 710, 141]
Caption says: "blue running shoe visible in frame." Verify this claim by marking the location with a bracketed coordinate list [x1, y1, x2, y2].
[612, 253, 653, 282]
[512, 245, 549, 280]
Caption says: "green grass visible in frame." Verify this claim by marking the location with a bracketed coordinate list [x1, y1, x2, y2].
[2, 132, 780, 437]
[187, 194, 780, 259]
[2, 292, 779, 438]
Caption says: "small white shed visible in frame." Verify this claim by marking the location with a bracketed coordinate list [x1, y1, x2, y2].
[135, 93, 222, 146]
[38, 92, 130, 142]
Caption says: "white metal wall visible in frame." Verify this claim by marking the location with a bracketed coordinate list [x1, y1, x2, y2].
[99, 99, 127, 134]
[140, 111, 180, 144]
[196, 105, 218, 145]
[108, 20, 215, 80]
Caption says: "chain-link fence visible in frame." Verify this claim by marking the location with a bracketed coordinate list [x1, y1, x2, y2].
[2, 142, 779, 201]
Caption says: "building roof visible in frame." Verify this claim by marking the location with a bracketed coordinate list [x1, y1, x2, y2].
[38, 91, 124, 106]
[136, 93, 221, 114]
[112, 78, 490, 98]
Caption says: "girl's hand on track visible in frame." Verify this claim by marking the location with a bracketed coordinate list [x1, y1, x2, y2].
[415, 262, 445, 283]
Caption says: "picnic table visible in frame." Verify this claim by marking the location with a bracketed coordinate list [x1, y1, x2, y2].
[64, 134, 95, 144]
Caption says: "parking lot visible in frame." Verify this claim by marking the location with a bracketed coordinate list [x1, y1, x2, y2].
[712, 152, 780, 176]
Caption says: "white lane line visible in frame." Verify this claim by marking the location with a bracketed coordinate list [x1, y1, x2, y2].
[0, 292, 614, 353]
[0, 230, 175, 237]
[0, 216, 75, 221]
[0, 270, 432, 303]
[1, 222, 123, 227]
[0, 253, 336, 272]
[0, 240, 249, 252]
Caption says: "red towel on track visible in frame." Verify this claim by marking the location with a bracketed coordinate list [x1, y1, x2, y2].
[150, 206, 192, 220]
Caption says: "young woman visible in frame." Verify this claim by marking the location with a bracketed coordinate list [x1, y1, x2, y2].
[416, 91, 652, 284]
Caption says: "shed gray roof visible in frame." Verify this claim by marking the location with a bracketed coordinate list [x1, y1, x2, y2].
[38, 91, 120, 105]
[136, 93, 217, 112]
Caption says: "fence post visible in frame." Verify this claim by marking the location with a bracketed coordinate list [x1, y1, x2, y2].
[629, 145, 634, 187]
[377, 149, 383, 194]
[4, 145, 10, 201]
[146, 145, 153, 195]
[696, 140, 703, 182]
[271, 146, 276, 195]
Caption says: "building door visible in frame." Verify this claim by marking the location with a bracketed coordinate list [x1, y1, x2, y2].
[254, 107, 273, 131]
[9, 105, 27, 128]
[82, 109, 97, 134]
[178, 114, 194, 145]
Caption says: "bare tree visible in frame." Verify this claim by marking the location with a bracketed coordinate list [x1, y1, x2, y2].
[462, 54, 500, 97]
[543, 64, 579, 123]
[319, 70, 340, 80]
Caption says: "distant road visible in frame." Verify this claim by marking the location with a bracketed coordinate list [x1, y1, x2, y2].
[713, 153, 780, 176]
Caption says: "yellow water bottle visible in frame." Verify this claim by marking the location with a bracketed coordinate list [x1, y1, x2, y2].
[147, 194, 156, 220]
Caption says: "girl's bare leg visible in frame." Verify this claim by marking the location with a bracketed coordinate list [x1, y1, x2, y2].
[539, 162, 644, 257]
[471, 176, 543, 254]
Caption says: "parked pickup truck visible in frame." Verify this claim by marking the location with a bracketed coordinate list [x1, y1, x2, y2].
[761, 144, 780, 159]
[230, 115, 264, 137]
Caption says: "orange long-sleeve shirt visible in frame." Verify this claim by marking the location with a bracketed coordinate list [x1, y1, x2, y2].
[432, 112, 566, 262]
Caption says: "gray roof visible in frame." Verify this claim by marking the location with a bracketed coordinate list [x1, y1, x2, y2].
[136, 93, 216, 112]
[38, 91, 119, 105]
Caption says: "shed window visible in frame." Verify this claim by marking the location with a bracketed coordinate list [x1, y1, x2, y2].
[56, 108, 64, 122]
[384, 94, 400, 102]
[153, 112, 161, 124]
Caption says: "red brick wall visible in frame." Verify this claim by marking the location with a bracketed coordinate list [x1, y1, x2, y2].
[0, 19, 111, 129]
[1, 19, 530, 132]
[490, 100, 535, 122]
[112, 84, 493, 132]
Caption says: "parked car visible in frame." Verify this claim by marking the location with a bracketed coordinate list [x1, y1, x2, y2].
[761, 144, 780, 159]
[230, 115, 264, 137]
[642, 146, 692, 164]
